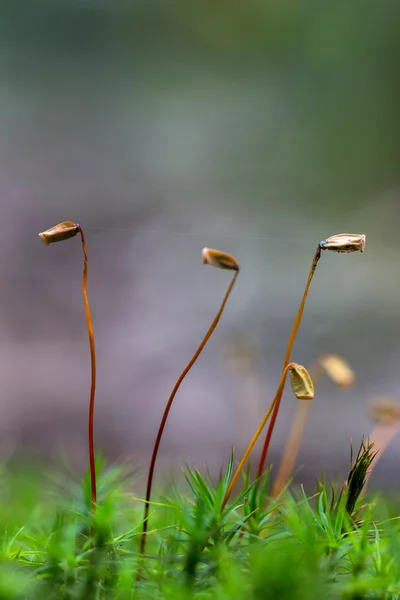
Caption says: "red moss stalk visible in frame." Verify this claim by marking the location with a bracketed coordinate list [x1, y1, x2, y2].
[39, 221, 97, 511]
[257, 246, 322, 478]
[78, 225, 97, 510]
[138, 248, 239, 571]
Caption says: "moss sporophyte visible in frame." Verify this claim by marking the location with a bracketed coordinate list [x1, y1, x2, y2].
[37, 227, 369, 588]
[39, 221, 97, 512]
[138, 248, 239, 570]
[256, 233, 365, 484]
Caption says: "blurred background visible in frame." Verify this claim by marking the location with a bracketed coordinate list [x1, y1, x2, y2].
[1, 0, 400, 490]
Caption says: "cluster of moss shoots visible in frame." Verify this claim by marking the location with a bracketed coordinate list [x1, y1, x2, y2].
[37, 224, 398, 589]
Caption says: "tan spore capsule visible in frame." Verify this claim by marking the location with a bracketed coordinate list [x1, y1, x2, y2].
[288, 363, 315, 400]
[368, 397, 400, 426]
[319, 233, 366, 253]
[319, 354, 355, 387]
[202, 247, 239, 271]
[39, 221, 80, 245]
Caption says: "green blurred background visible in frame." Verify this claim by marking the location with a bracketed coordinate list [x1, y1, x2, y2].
[1, 0, 400, 489]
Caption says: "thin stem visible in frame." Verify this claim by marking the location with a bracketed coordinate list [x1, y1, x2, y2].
[257, 246, 322, 479]
[363, 424, 398, 493]
[272, 402, 311, 495]
[78, 225, 97, 511]
[271, 363, 323, 498]
[221, 363, 293, 512]
[138, 269, 239, 565]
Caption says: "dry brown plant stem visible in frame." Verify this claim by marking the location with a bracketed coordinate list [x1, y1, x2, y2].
[138, 269, 239, 564]
[256, 246, 322, 479]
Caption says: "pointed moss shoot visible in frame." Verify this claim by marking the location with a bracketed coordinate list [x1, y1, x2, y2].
[345, 438, 377, 517]
[138, 248, 239, 572]
[257, 233, 365, 481]
[39, 221, 97, 512]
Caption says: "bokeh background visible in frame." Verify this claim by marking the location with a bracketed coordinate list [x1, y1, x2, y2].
[1, 0, 400, 490]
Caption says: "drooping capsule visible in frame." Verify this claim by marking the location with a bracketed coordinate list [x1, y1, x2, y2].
[288, 363, 315, 400]
[39, 221, 80, 245]
[319, 233, 366, 253]
[202, 247, 239, 271]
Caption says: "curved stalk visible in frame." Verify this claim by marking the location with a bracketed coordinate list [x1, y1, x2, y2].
[39, 221, 97, 512]
[138, 268, 239, 564]
[256, 246, 322, 479]
[271, 353, 354, 498]
[221, 363, 295, 511]
[78, 225, 97, 510]
[271, 363, 322, 498]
